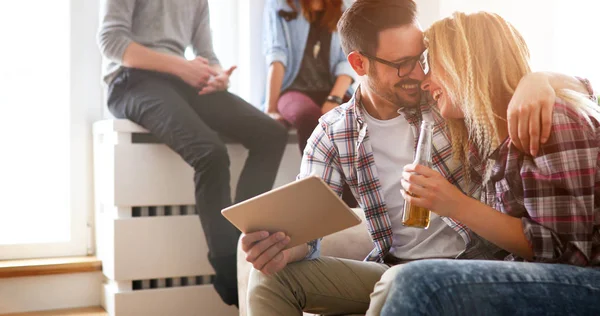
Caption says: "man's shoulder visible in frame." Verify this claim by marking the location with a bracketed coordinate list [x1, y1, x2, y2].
[319, 101, 357, 134]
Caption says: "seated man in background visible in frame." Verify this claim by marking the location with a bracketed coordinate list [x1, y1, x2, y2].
[97, 0, 288, 307]
[241, 0, 596, 315]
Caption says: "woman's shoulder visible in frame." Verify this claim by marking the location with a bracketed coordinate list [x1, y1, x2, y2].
[551, 96, 600, 136]
[530, 97, 600, 165]
[510, 97, 600, 181]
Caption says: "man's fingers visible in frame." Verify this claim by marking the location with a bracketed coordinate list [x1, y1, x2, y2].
[198, 79, 219, 95]
[528, 103, 542, 156]
[540, 99, 553, 144]
[253, 237, 290, 271]
[508, 109, 523, 151]
[245, 232, 286, 263]
[262, 252, 286, 275]
[198, 86, 216, 95]
[215, 76, 229, 89]
[241, 231, 269, 252]
[194, 56, 209, 64]
[225, 65, 237, 76]
[204, 65, 219, 76]
[209, 68, 219, 76]
[518, 108, 531, 154]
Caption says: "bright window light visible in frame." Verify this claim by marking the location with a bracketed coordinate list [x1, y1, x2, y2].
[0, 1, 71, 245]
[438, 0, 600, 87]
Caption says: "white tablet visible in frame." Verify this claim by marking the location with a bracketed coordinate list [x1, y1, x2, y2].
[221, 176, 362, 249]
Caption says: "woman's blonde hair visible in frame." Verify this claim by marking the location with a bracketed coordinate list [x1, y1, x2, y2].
[425, 12, 598, 177]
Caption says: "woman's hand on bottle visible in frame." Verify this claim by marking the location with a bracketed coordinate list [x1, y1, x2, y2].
[400, 163, 468, 218]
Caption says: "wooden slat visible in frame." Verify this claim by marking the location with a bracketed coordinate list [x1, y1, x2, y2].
[1, 306, 107, 316]
[0, 257, 102, 279]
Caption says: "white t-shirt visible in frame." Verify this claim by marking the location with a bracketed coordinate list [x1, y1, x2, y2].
[363, 110, 465, 259]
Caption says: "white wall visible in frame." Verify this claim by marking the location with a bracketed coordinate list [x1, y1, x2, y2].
[74, 0, 104, 256]
[419, 0, 600, 85]
[416, 0, 442, 29]
[237, 0, 268, 107]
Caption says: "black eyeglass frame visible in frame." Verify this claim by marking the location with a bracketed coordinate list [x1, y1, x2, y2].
[360, 49, 429, 77]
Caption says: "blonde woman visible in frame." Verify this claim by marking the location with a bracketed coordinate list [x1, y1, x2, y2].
[382, 12, 600, 315]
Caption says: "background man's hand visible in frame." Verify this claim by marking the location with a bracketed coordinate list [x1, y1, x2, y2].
[199, 66, 237, 95]
[174, 56, 219, 89]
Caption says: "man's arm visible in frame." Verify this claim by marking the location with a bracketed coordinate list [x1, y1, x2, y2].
[97, 0, 217, 88]
[191, 1, 220, 66]
[97, 0, 135, 63]
[97, 0, 182, 74]
[295, 123, 347, 260]
[508, 72, 595, 155]
[241, 123, 345, 274]
[120, 42, 187, 75]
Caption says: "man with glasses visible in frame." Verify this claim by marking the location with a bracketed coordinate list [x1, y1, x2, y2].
[241, 1, 595, 315]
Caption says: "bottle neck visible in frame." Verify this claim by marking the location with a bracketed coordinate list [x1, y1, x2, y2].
[414, 123, 433, 166]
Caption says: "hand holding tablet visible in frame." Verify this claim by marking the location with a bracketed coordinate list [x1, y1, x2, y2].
[221, 176, 362, 249]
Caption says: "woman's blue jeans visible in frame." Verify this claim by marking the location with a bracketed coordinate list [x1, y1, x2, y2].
[381, 259, 600, 316]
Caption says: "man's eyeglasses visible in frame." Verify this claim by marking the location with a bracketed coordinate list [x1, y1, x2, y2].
[360, 49, 429, 77]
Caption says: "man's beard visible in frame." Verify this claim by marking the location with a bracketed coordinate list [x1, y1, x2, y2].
[367, 67, 421, 108]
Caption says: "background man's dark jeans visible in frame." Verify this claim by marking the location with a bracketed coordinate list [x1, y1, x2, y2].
[106, 68, 288, 306]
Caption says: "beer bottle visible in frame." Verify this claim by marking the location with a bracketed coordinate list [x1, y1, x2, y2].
[402, 120, 434, 229]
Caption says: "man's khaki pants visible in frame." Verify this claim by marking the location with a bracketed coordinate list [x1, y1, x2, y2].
[247, 256, 400, 316]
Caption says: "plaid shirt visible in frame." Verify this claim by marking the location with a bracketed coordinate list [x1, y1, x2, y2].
[482, 101, 600, 267]
[299, 86, 506, 262]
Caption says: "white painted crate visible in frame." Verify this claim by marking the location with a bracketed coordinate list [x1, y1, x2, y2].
[97, 213, 214, 281]
[103, 281, 237, 316]
[93, 119, 300, 316]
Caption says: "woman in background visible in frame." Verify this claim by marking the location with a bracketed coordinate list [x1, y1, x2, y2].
[381, 11, 600, 316]
[263, 0, 357, 206]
